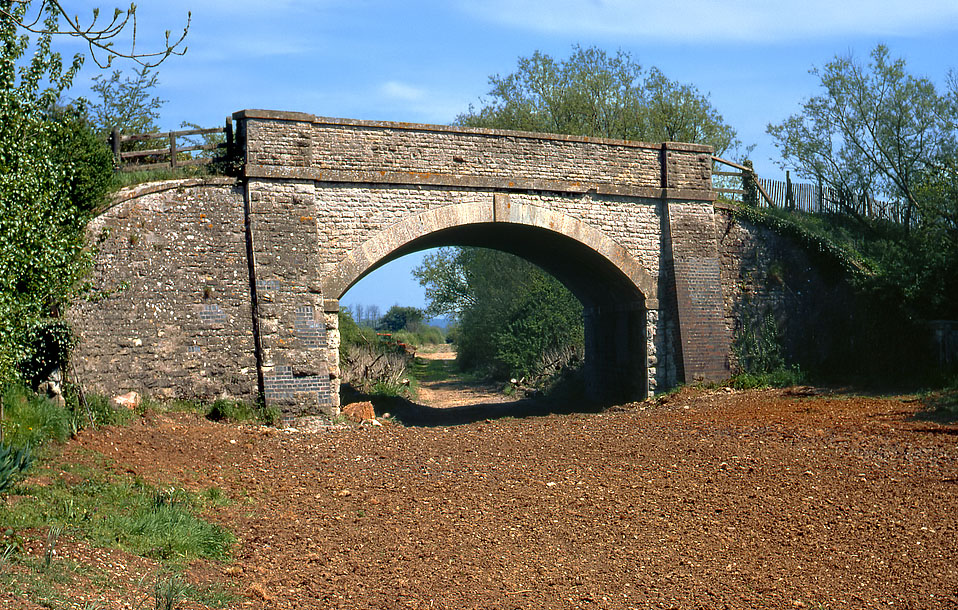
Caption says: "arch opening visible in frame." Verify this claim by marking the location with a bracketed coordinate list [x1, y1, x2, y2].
[329, 203, 656, 406]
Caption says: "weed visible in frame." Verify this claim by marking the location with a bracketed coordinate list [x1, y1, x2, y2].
[205, 397, 278, 425]
[1, 385, 72, 448]
[0, 442, 33, 493]
[730, 367, 805, 390]
[917, 381, 958, 422]
[0, 466, 235, 563]
[152, 574, 188, 610]
[202, 486, 230, 507]
[43, 525, 62, 570]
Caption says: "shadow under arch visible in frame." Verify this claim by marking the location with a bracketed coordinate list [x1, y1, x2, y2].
[325, 200, 657, 404]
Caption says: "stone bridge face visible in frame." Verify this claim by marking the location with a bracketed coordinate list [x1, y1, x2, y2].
[73, 110, 737, 415]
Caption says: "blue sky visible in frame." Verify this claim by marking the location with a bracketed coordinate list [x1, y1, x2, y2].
[63, 0, 958, 314]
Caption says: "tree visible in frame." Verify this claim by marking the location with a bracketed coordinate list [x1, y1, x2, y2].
[768, 45, 956, 231]
[414, 248, 584, 379]
[377, 306, 424, 333]
[89, 65, 165, 134]
[456, 45, 743, 157]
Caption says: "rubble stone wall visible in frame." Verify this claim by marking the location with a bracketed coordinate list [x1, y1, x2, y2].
[72, 178, 257, 401]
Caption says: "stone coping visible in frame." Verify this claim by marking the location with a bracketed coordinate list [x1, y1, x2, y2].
[232, 109, 714, 154]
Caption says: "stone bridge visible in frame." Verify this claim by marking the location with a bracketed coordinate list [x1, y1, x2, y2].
[73, 110, 769, 416]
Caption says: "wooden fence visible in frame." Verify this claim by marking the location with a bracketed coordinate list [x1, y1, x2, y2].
[713, 157, 905, 222]
[110, 118, 233, 172]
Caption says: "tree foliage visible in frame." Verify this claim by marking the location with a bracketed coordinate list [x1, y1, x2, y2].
[456, 45, 742, 156]
[376, 305, 424, 333]
[89, 65, 165, 134]
[768, 44, 957, 231]
[767, 45, 958, 329]
[414, 248, 583, 380]
[0, 0, 169, 389]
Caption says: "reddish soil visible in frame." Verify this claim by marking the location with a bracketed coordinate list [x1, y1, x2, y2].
[5, 386, 958, 609]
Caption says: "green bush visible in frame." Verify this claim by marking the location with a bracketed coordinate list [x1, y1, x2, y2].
[730, 368, 804, 390]
[339, 309, 378, 348]
[731, 299, 804, 388]
[205, 398, 277, 425]
[79, 392, 136, 427]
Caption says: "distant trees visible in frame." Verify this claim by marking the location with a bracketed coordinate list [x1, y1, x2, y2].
[377, 306, 424, 333]
[457, 45, 743, 157]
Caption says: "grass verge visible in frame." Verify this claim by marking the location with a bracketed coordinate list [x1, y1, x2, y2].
[0, 385, 251, 608]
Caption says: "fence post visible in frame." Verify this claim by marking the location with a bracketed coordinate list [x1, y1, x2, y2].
[111, 127, 121, 167]
[169, 131, 177, 170]
[225, 116, 233, 151]
[785, 171, 794, 210]
[742, 159, 758, 206]
[817, 175, 824, 213]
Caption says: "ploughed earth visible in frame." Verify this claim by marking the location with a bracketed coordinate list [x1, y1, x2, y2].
[4, 359, 958, 609]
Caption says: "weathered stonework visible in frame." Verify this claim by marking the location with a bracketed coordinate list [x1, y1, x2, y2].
[72, 178, 256, 401]
[74, 111, 747, 414]
[713, 202, 858, 375]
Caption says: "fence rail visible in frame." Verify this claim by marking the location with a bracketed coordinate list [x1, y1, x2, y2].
[110, 118, 234, 172]
[712, 157, 905, 222]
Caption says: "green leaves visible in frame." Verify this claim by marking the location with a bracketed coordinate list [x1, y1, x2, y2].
[768, 44, 956, 231]
[457, 45, 743, 157]
[0, 1, 114, 386]
[415, 247, 583, 381]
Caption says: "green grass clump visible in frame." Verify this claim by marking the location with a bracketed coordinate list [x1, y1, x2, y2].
[0, 463, 235, 563]
[729, 367, 805, 390]
[205, 398, 279, 425]
[1, 385, 73, 449]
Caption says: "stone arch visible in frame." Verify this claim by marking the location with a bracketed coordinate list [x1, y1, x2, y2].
[324, 199, 657, 404]
[322, 199, 657, 308]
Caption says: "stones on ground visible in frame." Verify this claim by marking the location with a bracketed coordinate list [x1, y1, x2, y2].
[342, 401, 375, 422]
[111, 391, 141, 410]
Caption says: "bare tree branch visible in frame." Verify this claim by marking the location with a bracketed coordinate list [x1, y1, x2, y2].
[1, 0, 189, 68]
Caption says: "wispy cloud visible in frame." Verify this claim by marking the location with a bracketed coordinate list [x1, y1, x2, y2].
[458, 0, 958, 43]
[380, 81, 427, 102]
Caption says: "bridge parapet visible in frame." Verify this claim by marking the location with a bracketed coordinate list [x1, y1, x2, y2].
[235, 110, 714, 200]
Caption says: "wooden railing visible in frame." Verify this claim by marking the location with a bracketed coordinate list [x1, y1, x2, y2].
[110, 118, 233, 172]
[712, 156, 774, 206]
[712, 157, 903, 221]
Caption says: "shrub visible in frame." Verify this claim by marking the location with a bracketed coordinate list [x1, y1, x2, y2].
[731, 299, 804, 388]
[205, 398, 277, 425]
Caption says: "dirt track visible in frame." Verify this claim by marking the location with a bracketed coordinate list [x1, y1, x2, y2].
[17, 385, 953, 610]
